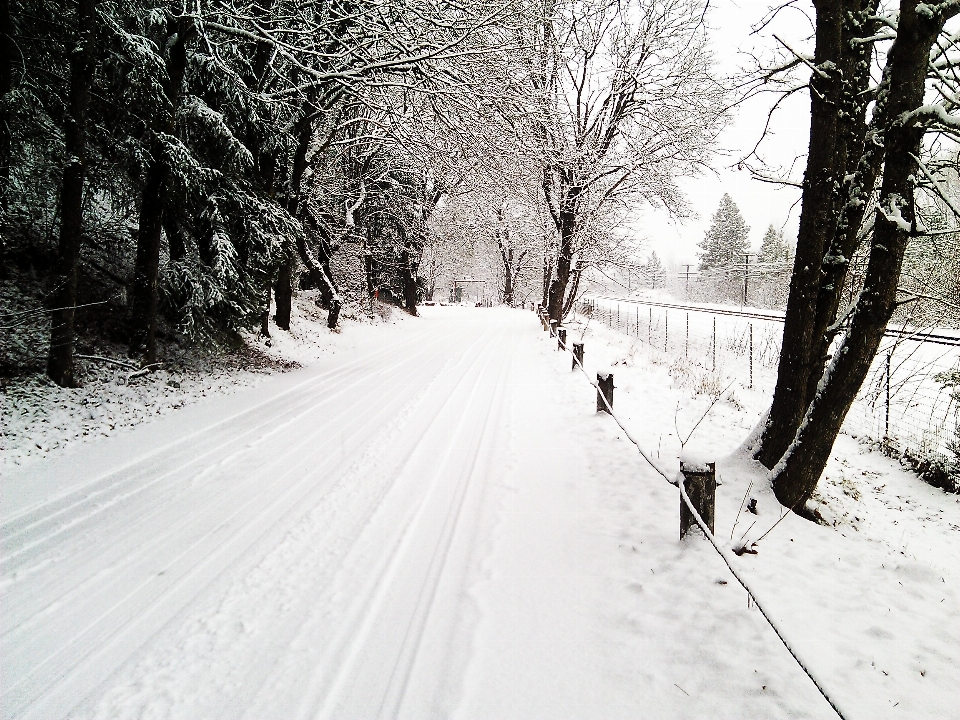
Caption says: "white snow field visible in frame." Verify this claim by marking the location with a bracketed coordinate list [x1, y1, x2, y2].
[3, 307, 959, 719]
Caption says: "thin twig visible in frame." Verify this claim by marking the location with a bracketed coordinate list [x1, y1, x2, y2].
[680, 380, 737, 446]
[730, 479, 755, 541]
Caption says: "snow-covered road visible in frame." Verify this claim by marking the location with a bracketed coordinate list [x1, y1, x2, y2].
[5, 307, 922, 719]
[3, 309, 512, 718]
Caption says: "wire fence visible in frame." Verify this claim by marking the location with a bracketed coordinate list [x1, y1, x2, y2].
[581, 296, 960, 468]
[545, 312, 852, 720]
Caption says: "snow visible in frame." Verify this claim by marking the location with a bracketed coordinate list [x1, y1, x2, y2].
[588, 294, 960, 463]
[3, 304, 959, 719]
[1, 295, 407, 470]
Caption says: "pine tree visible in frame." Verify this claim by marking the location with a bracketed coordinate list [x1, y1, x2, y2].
[757, 224, 791, 264]
[645, 251, 665, 289]
[698, 194, 749, 270]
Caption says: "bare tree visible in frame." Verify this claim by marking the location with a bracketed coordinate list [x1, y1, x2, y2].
[518, 0, 726, 323]
[752, 0, 960, 509]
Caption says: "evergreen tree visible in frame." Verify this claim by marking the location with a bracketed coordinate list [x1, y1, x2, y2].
[697, 194, 749, 270]
[757, 224, 791, 264]
[645, 251, 665, 289]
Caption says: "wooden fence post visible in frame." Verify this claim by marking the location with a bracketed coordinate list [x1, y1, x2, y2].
[679, 458, 716, 540]
[597, 372, 614, 413]
[541, 312, 549, 331]
[712, 317, 716, 371]
[558, 327, 566, 350]
[572, 342, 584, 370]
[550, 319, 558, 337]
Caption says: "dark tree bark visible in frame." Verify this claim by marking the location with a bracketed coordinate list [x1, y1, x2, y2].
[755, 0, 880, 468]
[364, 228, 376, 300]
[770, 0, 959, 509]
[46, 0, 97, 387]
[501, 245, 514, 306]
[260, 284, 271, 337]
[399, 241, 419, 315]
[285, 101, 344, 329]
[541, 240, 553, 310]
[274, 261, 292, 330]
[546, 177, 579, 322]
[129, 158, 166, 361]
[806, 2, 883, 372]
[162, 209, 186, 263]
[562, 265, 581, 316]
[302, 221, 342, 328]
[0, 0, 12, 251]
[243, 3, 282, 336]
[129, 16, 189, 362]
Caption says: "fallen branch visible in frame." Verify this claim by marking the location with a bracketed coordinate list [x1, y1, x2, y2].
[126, 363, 164, 381]
[76, 354, 139, 371]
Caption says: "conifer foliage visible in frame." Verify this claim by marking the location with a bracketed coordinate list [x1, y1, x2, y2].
[757, 224, 791, 264]
[1, 0, 509, 382]
[697, 193, 749, 270]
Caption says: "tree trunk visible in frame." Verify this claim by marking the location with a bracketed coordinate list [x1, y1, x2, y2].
[400, 242, 419, 315]
[364, 233, 376, 299]
[806, 1, 884, 374]
[541, 244, 552, 311]
[129, 156, 165, 361]
[163, 209, 186, 263]
[0, 0, 12, 255]
[562, 265, 581, 317]
[770, 0, 955, 509]
[286, 102, 344, 328]
[274, 260, 292, 330]
[260, 283, 271, 337]
[128, 18, 189, 361]
[755, 0, 875, 467]
[502, 245, 514, 306]
[47, 0, 97, 387]
[547, 191, 578, 322]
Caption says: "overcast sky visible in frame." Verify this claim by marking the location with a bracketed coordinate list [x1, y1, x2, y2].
[634, 0, 814, 268]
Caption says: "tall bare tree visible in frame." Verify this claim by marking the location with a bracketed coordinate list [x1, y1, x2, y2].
[517, 0, 726, 323]
[743, 0, 960, 509]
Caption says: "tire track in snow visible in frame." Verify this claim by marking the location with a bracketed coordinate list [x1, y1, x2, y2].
[3, 318, 495, 720]
[288, 327, 517, 720]
[72, 318, 513, 720]
[1, 325, 439, 553]
[1, 329, 457, 640]
[2, 327, 452, 590]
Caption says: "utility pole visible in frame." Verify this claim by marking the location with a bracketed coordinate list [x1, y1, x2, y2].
[678, 264, 697, 296]
[742, 253, 754, 306]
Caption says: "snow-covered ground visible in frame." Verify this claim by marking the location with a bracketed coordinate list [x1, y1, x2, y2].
[1, 295, 407, 470]
[3, 306, 959, 719]
[587, 294, 960, 465]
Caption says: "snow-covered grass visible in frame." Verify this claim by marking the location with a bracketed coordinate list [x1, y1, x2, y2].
[1, 293, 409, 470]
[587, 294, 960, 481]
[557, 311, 960, 717]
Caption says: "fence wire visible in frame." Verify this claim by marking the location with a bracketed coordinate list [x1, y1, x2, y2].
[550, 317, 851, 720]
[583, 297, 960, 468]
